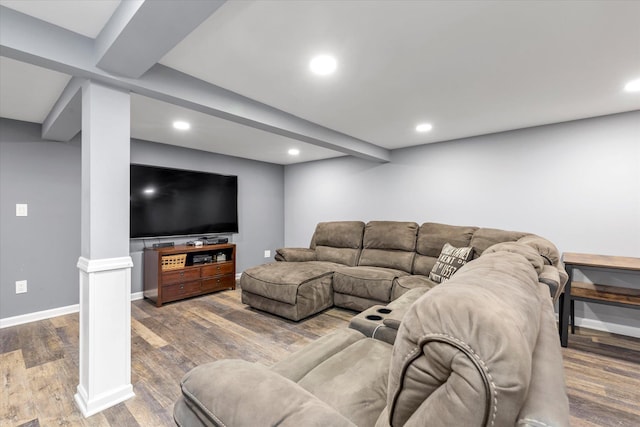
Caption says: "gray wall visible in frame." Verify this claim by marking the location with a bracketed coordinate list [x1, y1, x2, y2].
[0, 119, 81, 319]
[0, 117, 284, 319]
[284, 111, 640, 332]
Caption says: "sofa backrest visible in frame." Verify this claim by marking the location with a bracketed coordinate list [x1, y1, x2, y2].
[311, 221, 365, 266]
[413, 223, 478, 275]
[358, 221, 418, 273]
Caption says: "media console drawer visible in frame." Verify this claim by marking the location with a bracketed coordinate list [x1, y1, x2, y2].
[162, 268, 200, 285]
[163, 281, 201, 302]
[201, 262, 234, 277]
[202, 275, 235, 292]
[144, 243, 236, 307]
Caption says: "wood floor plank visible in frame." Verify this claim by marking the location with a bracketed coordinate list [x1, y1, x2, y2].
[131, 318, 169, 349]
[0, 328, 21, 355]
[26, 358, 108, 427]
[17, 321, 64, 369]
[125, 381, 176, 427]
[0, 350, 37, 426]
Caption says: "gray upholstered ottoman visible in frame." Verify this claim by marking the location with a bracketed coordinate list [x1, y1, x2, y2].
[240, 261, 342, 321]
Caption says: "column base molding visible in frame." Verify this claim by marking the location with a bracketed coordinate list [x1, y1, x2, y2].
[76, 255, 134, 417]
[74, 383, 135, 418]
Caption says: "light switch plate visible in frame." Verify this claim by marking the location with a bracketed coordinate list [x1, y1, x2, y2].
[16, 280, 27, 294]
[16, 204, 28, 217]
[264, 250, 271, 258]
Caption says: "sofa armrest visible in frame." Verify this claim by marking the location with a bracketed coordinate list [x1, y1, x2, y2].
[275, 247, 316, 262]
[538, 265, 564, 303]
[386, 252, 546, 426]
[382, 287, 431, 330]
[177, 359, 356, 427]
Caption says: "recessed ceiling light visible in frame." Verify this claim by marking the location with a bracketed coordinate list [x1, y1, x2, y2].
[415, 123, 433, 133]
[288, 148, 300, 156]
[173, 120, 190, 130]
[143, 187, 155, 195]
[624, 78, 640, 92]
[309, 55, 337, 76]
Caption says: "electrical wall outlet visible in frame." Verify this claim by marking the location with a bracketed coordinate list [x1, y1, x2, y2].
[264, 250, 271, 258]
[16, 204, 28, 217]
[16, 280, 27, 294]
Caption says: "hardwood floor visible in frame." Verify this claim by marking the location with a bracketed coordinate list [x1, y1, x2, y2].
[1, 289, 639, 426]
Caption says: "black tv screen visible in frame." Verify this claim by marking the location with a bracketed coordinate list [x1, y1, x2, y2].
[130, 164, 238, 238]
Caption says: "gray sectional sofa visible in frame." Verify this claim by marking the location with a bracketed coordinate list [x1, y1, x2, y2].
[240, 221, 567, 321]
[174, 244, 570, 426]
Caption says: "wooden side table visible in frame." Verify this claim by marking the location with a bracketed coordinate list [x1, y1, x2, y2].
[560, 252, 640, 347]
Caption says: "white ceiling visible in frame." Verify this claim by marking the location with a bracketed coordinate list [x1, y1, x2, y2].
[1, 0, 639, 165]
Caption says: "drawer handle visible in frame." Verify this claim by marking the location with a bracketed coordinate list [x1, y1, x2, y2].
[179, 271, 184, 277]
[180, 284, 184, 289]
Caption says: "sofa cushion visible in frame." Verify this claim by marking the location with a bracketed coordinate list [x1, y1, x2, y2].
[470, 227, 529, 257]
[297, 338, 391, 427]
[358, 221, 418, 272]
[391, 274, 438, 300]
[179, 359, 356, 427]
[428, 243, 474, 283]
[272, 328, 366, 382]
[333, 266, 409, 303]
[316, 246, 361, 266]
[416, 222, 478, 257]
[241, 261, 341, 305]
[312, 221, 365, 266]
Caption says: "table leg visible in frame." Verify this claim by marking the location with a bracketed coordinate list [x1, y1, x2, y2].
[560, 265, 573, 347]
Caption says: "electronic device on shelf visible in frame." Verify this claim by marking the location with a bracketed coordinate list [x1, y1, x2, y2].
[152, 242, 174, 248]
[192, 254, 213, 264]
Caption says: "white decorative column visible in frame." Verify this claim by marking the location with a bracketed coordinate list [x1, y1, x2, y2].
[75, 80, 134, 417]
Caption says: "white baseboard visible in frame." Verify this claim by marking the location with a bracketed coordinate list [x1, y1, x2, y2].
[571, 316, 640, 339]
[0, 292, 145, 329]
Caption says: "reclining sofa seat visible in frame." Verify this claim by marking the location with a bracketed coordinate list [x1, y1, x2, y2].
[240, 221, 567, 322]
[333, 221, 419, 311]
[175, 248, 570, 427]
[241, 221, 365, 321]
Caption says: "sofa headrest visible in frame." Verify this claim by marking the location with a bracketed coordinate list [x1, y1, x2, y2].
[363, 221, 419, 251]
[312, 221, 365, 249]
[387, 252, 542, 426]
[416, 222, 478, 257]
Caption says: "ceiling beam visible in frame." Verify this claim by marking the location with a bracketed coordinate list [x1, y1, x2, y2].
[0, 6, 390, 162]
[95, 0, 226, 78]
[41, 77, 83, 141]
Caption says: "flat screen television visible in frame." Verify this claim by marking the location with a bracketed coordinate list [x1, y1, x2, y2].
[130, 164, 238, 238]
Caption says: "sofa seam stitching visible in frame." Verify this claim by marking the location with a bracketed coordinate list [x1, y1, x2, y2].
[415, 332, 498, 426]
[181, 387, 228, 427]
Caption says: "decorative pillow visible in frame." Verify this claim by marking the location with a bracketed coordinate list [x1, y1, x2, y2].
[429, 243, 474, 283]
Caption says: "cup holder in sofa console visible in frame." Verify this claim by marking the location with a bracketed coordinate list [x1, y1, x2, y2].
[365, 315, 383, 321]
[377, 308, 392, 314]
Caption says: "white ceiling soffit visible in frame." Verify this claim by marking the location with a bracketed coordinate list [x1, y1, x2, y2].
[130, 94, 345, 165]
[0, 56, 71, 123]
[161, 0, 640, 149]
[0, 0, 120, 38]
